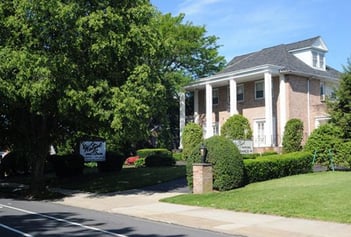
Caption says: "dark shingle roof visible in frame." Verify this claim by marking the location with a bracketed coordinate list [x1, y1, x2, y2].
[219, 36, 341, 80]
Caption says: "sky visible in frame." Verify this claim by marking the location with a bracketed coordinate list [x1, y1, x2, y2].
[150, 0, 351, 72]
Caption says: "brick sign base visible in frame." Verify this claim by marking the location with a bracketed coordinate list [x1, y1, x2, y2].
[192, 163, 213, 194]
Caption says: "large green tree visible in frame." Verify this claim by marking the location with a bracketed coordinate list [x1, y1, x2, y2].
[328, 58, 351, 139]
[0, 0, 225, 191]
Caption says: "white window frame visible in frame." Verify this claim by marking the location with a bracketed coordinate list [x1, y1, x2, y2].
[212, 88, 219, 105]
[312, 51, 318, 68]
[315, 117, 330, 128]
[255, 80, 264, 100]
[312, 51, 325, 69]
[253, 119, 266, 147]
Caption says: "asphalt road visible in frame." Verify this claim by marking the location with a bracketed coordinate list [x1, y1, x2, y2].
[0, 198, 237, 237]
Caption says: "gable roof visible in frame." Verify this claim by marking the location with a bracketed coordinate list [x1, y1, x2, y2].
[220, 36, 340, 80]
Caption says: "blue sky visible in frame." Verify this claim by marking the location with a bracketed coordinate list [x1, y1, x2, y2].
[150, 0, 351, 71]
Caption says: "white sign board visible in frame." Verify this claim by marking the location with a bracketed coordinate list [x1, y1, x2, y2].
[233, 140, 253, 154]
[80, 141, 106, 162]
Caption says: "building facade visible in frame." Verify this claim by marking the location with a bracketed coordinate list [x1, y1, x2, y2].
[179, 36, 341, 152]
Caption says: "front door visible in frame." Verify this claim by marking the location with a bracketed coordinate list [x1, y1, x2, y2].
[254, 119, 266, 147]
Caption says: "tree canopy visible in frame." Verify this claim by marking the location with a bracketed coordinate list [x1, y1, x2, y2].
[328, 57, 351, 139]
[0, 0, 225, 190]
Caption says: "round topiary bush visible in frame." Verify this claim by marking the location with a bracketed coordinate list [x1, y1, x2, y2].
[282, 118, 304, 153]
[181, 122, 203, 160]
[221, 114, 252, 140]
[304, 123, 342, 167]
[186, 136, 244, 191]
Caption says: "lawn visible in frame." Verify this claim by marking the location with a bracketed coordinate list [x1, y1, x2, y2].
[162, 171, 351, 224]
[1, 165, 186, 197]
[52, 165, 186, 193]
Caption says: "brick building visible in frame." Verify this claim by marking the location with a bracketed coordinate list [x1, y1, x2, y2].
[179, 36, 341, 152]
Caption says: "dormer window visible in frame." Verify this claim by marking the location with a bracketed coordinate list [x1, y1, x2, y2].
[312, 51, 325, 69]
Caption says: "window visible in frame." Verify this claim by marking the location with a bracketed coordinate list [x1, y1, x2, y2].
[320, 82, 336, 101]
[212, 88, 219, 105]
[213, 122, 219, 135]
[312, 51, 325, 69]
[237, 84, 244, 102]
[312, 52, 318, 67]
[319, 54, 324, 68]
[255, 80, 264, 99]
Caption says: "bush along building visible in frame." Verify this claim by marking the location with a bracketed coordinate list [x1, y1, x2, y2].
[180, 36, 341, 153]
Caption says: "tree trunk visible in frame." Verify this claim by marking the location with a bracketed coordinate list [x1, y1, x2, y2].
[29, 114, 51, 194]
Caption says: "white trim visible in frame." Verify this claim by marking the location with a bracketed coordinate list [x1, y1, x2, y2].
[205, 84, 213, 138]
[264, 72, 273, 146]
[184, 64, 282, 90]
[229, 79, 238, 115]
[307, 79, 311, 136]
[194, 90, 199, 124]
[179, 92, 186, 149]
[279, 74, 286, 146]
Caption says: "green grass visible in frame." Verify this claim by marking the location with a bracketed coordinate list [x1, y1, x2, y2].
[1, 165, 186, 196]
[50, 165, 186, 193]
[162, 171, 351, 223]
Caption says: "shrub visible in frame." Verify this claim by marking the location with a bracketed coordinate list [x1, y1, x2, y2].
[0, 151, 30, 177]
[137, 148, 175, 167]
[137, 148, 172, 159]
[172, 152, 182, 161]
[304, 124, 342, 167]
[242, 151, 278, 160]
[85, 162, 97, 168]
[48, 154, 84, 178]
[334, 141, 351, 168]
[97, 151, 125, 172]
[134, 157, 145, 168]
[221, 114, 252, 140]
[244, 152, 313, 184]
[145, 154, 175, 167]
[187, 136, 244, 191]
[181, 122, 203, 160]
[282, 118, 304, 153]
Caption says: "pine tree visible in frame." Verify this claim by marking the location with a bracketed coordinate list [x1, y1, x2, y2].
[329, 58, 351, 139]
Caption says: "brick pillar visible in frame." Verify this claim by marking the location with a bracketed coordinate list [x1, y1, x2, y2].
[193, 163, 213, 194]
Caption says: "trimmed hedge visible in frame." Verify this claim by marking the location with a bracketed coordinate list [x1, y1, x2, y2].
[242, 151, 278, 160]
[181, 122, 203, 160]
[244, 152, 313, 184]
[282, 118, 304, 153]
[137, 148, 175, 167]
[137, 148, 171, 158]
[48, 154, 84, 178]
[97, 151, 125, 172]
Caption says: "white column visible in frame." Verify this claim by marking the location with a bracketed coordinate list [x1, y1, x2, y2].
[194, 90, 199, 124]
[279, 74, 286, 146]
[205, 84, 213, 138]
[179, 92, 186, 149]
[229, 79, 238, 115]
[264, 72, 273, 146]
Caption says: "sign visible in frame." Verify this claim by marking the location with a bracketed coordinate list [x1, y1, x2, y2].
[80, 141, 106, 162]
[233, 140, 253, 154]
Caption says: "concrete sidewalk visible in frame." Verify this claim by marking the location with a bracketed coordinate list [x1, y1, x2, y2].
[53, 181, 351, 237]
